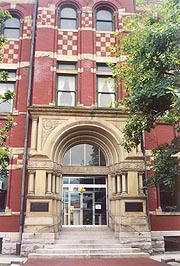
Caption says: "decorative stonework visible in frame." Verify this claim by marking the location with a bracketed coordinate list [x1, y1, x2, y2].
[82, 7, 93, 28]
[57, 31, 78, 56]
[0, 40, 19, 64]
[37, 7, 55, 27]
[96, 33, 116, 57]
[23, 16, 33, 39]
[109, 161, 144, 173]
[42, 119, 61, 146]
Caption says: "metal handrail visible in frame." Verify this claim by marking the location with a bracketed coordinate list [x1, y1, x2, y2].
[33, 219, 62, 235]
[108, 210, 142, 235]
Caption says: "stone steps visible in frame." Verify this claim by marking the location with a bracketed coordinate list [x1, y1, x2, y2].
[28, 226, 150, 259]
[29, 252, 149, 259]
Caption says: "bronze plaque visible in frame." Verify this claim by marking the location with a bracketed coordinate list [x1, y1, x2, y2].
[125, 202, 143, 212]
[30, 202, 49, 212]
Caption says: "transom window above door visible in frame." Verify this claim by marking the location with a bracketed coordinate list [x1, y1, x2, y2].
[63, 144, 106, 166]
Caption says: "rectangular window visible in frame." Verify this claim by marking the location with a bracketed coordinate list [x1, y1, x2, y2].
[0, 70, 16, 113]
[56, 63, 77, 106]
[96, 64, 116, 107]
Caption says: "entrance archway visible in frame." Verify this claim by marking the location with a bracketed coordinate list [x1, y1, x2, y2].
[62, 143, 107, 225]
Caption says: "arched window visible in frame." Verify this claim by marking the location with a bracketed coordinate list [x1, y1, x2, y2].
[3, 16, 20, 39]
[96, 8, 113, 31]
[59, 6, 77, 30]
[63, 144, 106, 166]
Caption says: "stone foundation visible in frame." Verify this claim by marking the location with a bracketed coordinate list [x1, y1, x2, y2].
[21, 233, 56, 256]
[0, 233, 19, 255]
[118, 232, 153, 254]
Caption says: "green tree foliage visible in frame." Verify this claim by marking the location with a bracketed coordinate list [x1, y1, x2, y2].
[0, 9, 15, 180]
[110, 0, 180, 191]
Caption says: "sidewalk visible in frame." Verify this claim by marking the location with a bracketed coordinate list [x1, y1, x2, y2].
[0, 254, 27, 265]
[151, 252, 180, 264]
[0, 252, 179, 266]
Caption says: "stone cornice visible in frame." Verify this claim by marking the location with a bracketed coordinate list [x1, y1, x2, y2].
[28, 106, 128, 119]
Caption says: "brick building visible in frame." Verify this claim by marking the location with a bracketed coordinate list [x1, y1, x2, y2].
[0, 0, 179, 256]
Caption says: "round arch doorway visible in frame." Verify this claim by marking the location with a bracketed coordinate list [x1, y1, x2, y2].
[62, 144, 107, 226]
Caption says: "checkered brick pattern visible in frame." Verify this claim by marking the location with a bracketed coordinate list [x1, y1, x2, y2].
[82, 12, 93, 28]
[57, 31, 78, 56]
[0, 40, 19, 64]
[23, 17, 33, 39]
[96, 33, 116, 57]
[37, 8, 55, 26]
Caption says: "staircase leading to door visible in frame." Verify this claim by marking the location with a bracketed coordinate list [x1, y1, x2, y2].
[29, 226, 150, 259]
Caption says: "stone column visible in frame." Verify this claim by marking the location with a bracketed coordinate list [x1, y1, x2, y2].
[112, 175, 116, 195]
[117, 174, 121, 194]
[31, 116, 38, 150]
[138, 172, 144, 195]
[59, 174, 63, 199]
[46, 172, 52, 194]
[28, 171, 35, 194]
[56, 175, 60, 194]
[52, 174, 56, 193]
[121, 173, 127, 194]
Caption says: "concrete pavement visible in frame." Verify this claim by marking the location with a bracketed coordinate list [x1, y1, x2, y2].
[0, 252, 179, 266]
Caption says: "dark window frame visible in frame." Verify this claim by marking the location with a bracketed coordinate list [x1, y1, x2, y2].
[59, 5, 78, 30]
[56, 62, 77, 107]
[3, 16, 20, 39]
[96, 7, 114, 31]
[96, 64, 116, 108]
[0, 70, 16, 113]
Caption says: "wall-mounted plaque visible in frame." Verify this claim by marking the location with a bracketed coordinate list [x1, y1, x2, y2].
[125, 202, 143, 212]
[30, 202, 49, 212]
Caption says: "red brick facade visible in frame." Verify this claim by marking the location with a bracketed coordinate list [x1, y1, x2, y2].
[0, 0, 179, 255]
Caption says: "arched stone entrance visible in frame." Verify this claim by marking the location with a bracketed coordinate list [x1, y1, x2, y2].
[25, 116, 122, 233]
[22, 108, 151, 255]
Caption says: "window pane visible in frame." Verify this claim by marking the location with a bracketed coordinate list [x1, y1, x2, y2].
[100, 150, 106, 166]
[58, 91, 75, 106]
[97, 10, 112, 20]
[98, 77, 114, 92]
[62, 144, 106, 166]
[96, 21, 113, 31]
[4, 29, 19, 39]
[61, 7, 76, 18]
[98, 93, 115, 107]
[63, 149, 70, 165]
[0, 83, 14, 112]
[71, 144, 84, 165]
[5, 18, 20, 28]
[60, 19, 77, 30]
[57, 76, 75, 91]
[57, 64, 76, 70]
[97, 65, 111, 72]
[86, 144, 99, 166]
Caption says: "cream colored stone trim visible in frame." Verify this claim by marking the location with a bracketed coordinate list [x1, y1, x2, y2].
[0, 63, 17, 69]
[37, 25, 56, 29]
[96, 56, 117, 63]
[38, 6, 56, 11]
[35, 51, 56, 58]
[82, 7, 92, 13]
[78, 54, 96, 60]
[18, 62, 30, 68]
[10, 3, 16, 8]
[56, 55, 78, 61]
[80, 27, 94, 31]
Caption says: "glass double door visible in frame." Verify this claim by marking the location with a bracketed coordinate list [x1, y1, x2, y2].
[69, 191, 94, 225]
[63, 176, 107, 225]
